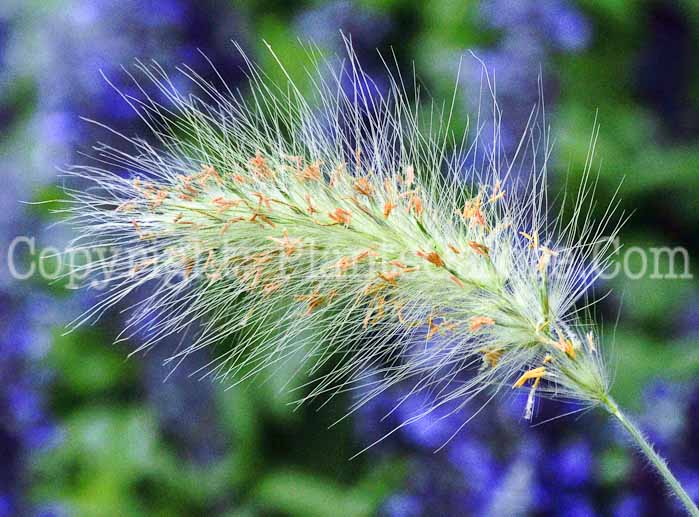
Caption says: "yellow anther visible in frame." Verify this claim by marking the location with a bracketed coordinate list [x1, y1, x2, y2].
[520, 230, 539, 250]
[513, 367, 546, 388]
[554, 332, 577, 359]
[480, 348, 503, 368]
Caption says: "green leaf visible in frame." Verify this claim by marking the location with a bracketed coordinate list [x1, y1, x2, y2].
[255, 469, 372, 517]
[49, 328, 137, 397]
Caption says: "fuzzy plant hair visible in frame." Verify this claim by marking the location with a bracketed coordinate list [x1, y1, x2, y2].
[63, 42, 698, 514]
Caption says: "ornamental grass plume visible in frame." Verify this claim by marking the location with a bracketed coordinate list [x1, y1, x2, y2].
[64, 43, 698, 514]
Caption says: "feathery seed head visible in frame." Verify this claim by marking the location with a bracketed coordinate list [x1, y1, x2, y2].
[63, 43, 621, 442]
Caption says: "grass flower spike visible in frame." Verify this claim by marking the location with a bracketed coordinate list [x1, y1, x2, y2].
[64, 43, 698, 514]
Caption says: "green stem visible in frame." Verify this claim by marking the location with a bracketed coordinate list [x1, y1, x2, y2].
[601, 396, 699, 516]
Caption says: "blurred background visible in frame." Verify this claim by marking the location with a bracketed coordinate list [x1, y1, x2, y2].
[1, 0, 698, 515]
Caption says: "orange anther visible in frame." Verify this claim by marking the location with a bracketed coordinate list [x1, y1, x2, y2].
[468, 241, 490, 256]
[335, 256, 353, 275]
[295, 290, 324, 315]
[353, 177, 373, 197]
[426, 316, 440, 339]
[268, 229, 301, 256]
[407, 194, 423, 216]
[263, 282, 282, 296]
[220, 216, 245, 235]
[469, 316, 495, 332]
[298, 162, 321, 182]
[354, 249, 378, 262]
[249, 213, 275, 228]
[377, 270, 401, 285]
[416, 250, 445, 268]
[150, 189, 169, 209]
[198, 165, 222, 185]
[328, 207, 352, 226]
[450, 275, 465, 288]
[252, 191, 271, 209]
[461, 196, 486, 227]
[116, 200, 136, 212]
[305, 194, 319, 214]
[249, 152, 273, 179]
[212, 197, 242, 212]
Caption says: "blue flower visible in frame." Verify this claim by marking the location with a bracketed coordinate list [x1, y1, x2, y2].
[447, 439, 499, 494]
[548, 440, 593, 488]
[294, 0, 390, 52]
[542, 1, 592, 51]
[0, 495, 14, 517]
[612, 494, 644, 517]
[382, 493, 422, 517]
[395, 392, 465, 450]
[555, 494, 595, 517]
[640, 380, 688, 449]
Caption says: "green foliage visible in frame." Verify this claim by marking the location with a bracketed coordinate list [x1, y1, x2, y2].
[35, 326, 403, 515]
